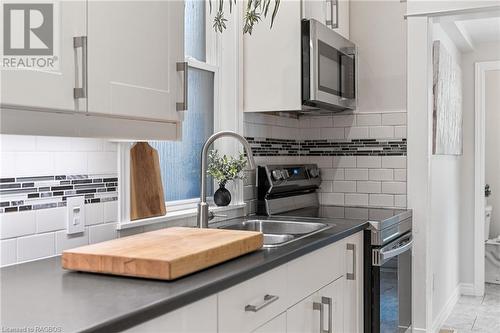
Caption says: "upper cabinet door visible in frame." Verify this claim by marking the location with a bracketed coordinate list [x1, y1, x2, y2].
[1, 1, 87, 112]
[302, 0, 349, 39]
[87, 0, 185, 122]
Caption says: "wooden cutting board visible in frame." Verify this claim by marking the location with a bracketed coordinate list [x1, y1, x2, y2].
[130, 142, 166, 220]
[62, 227, 263, 280]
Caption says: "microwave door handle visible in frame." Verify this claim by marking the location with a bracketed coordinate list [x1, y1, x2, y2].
[379, 237, 413, 262]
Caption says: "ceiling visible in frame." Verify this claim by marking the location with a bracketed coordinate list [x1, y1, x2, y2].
[457, 17, 500, 44]
[437, 11, 500, 52]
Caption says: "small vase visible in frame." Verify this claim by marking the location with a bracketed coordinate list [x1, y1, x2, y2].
[214, 183, 231, 206]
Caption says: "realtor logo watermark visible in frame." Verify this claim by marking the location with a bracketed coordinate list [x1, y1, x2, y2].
[2, 2, 59, 69]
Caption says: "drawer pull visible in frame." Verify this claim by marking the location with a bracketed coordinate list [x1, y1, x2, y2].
[244, 294, 279, 312]
[347, 243, 356, 280]
[313, 297, 332, 333]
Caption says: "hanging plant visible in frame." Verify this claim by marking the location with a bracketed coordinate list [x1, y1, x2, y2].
[209, 0, 281, 34]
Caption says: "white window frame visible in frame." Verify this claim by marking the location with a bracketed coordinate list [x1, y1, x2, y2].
[117, 1, 245, 226]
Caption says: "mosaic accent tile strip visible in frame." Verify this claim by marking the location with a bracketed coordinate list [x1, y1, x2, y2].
[246, 137, 407, 156]
[0, 174, 118, 214]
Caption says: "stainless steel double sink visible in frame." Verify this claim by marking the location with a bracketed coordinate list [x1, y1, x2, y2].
[219, 219, 332, 248]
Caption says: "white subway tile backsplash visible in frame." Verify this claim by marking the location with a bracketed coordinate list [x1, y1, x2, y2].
[333, 181, 356, 193]
[17, 233, 55, 262]
[0, 211, 36, 239]
[345, 207, 369, 220]
[332, 115, 355, 127]
[85, 203, 104, 226]
[243, 185, 257, 201]
[0, 135, 36, 152]
[394, 126, 407, 138]
[300, 128, 322, 140]
[345, 168, 368, 180]
[54, 152, 87, 175]
[332, 156, 356, 168]
[55, 229, 89, 254]
[394, 169, 407, 181]
[344, 127, 369, 139]
[0, 152, 16, 177]
[309, 116, 333, 128]
[16, 152, 54, 176]
[321, 168, 345, 181]
[356, 156, 382, 168]
[320, 193, 344, 205]
[36, 207, 66, 233]
[382, 113, 407, 126]
[306, 156, 333, 168]
[369, 126, 394, 139]
[89, 223, 117, 244]
[369, 169, 394, 181]
[356, 114, 381, 126]
[394, 195, 407, 208]
[382, 156, 406, 169]
[103, 201, 119, 223]
[345, 193, 369, 206]
[382, 182, 407, 194]
[319, 181, 333, 193]
[320, 127, 345, 139]
[369, 194, 394, 207]
[1, 239, 17, 266]
[357, 181, 382, 193]
[88, 152, 117, 174]
[36, 136, 72, 152]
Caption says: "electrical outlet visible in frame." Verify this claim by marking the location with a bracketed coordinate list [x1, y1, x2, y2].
[67, 196, 85, 235]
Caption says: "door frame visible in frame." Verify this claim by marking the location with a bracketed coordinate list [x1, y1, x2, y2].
[474, 60, 500, 296]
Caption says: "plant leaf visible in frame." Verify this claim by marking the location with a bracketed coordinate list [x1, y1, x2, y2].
[270, 0, 280, 28]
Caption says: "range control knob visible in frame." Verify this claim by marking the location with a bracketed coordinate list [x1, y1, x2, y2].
[271, 169, 283, 181]
[309, 167, 320, 178]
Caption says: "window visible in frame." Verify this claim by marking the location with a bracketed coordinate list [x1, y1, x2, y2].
[150, 0, 216, 205]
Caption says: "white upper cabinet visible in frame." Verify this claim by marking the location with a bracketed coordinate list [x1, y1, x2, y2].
[1, 1, 184, 139]
[302, 0, 350, 39]
[1, 1, 87, 112]
[243, 0, 302, 113]
[87, 1, 184, 122]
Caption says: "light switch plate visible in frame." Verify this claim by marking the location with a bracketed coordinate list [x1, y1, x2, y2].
[67, 196, 85, 235]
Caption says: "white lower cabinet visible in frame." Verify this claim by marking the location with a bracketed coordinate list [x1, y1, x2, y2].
[121, 295, 217, 333]
[126, 232, 364, 333]
[253, 312, 287, 333]
[287, 278, 344, 333]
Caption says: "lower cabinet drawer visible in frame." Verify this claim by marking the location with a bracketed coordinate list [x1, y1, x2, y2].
[287, 241, 344, 307]
[218, 266, 288, 333]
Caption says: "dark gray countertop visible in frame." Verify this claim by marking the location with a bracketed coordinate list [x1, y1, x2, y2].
[0, 214, 379, 333]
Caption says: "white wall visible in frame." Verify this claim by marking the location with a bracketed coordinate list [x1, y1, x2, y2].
[485, 69, 500, 239]
[460, 41, 500, 285]
[429, 23, 462, 324]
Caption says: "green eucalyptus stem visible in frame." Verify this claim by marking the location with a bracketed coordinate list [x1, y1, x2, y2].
[208, 0, 280, 34]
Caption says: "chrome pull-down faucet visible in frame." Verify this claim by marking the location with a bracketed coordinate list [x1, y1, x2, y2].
[197, 131, 256, 228]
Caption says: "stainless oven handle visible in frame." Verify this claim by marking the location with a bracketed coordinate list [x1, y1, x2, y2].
[380, 237, 413, 262]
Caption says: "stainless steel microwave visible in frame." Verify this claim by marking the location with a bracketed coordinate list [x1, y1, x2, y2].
[302, 19, 357, 112]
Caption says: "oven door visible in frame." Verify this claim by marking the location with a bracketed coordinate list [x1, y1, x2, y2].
[303, 19, 356, 110]
[367, 232, 412, 333]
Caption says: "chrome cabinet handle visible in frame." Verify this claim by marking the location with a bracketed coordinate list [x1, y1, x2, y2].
[325, 0, 338, 29]
[73, 36, 87, 99]
[244, 294, 279, 312]
[313, 297, 332, 333]
[347, 243, 356, 280]
[176, 62, 188, 111]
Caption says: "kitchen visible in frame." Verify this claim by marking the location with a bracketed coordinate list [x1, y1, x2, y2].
[1, 1, 499, 333]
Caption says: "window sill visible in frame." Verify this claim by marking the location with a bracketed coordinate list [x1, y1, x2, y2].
[117, 203, 247, 230]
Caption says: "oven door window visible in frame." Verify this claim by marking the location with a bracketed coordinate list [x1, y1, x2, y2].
[317, 40, 355, 99]
[380, 249, 412, 333]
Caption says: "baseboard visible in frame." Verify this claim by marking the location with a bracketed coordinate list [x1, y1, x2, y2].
[431, 284, 460, 333]
[460, 283, 476, 296]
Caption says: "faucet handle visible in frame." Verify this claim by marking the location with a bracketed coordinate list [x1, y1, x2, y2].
[208, 211, 228, 221]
